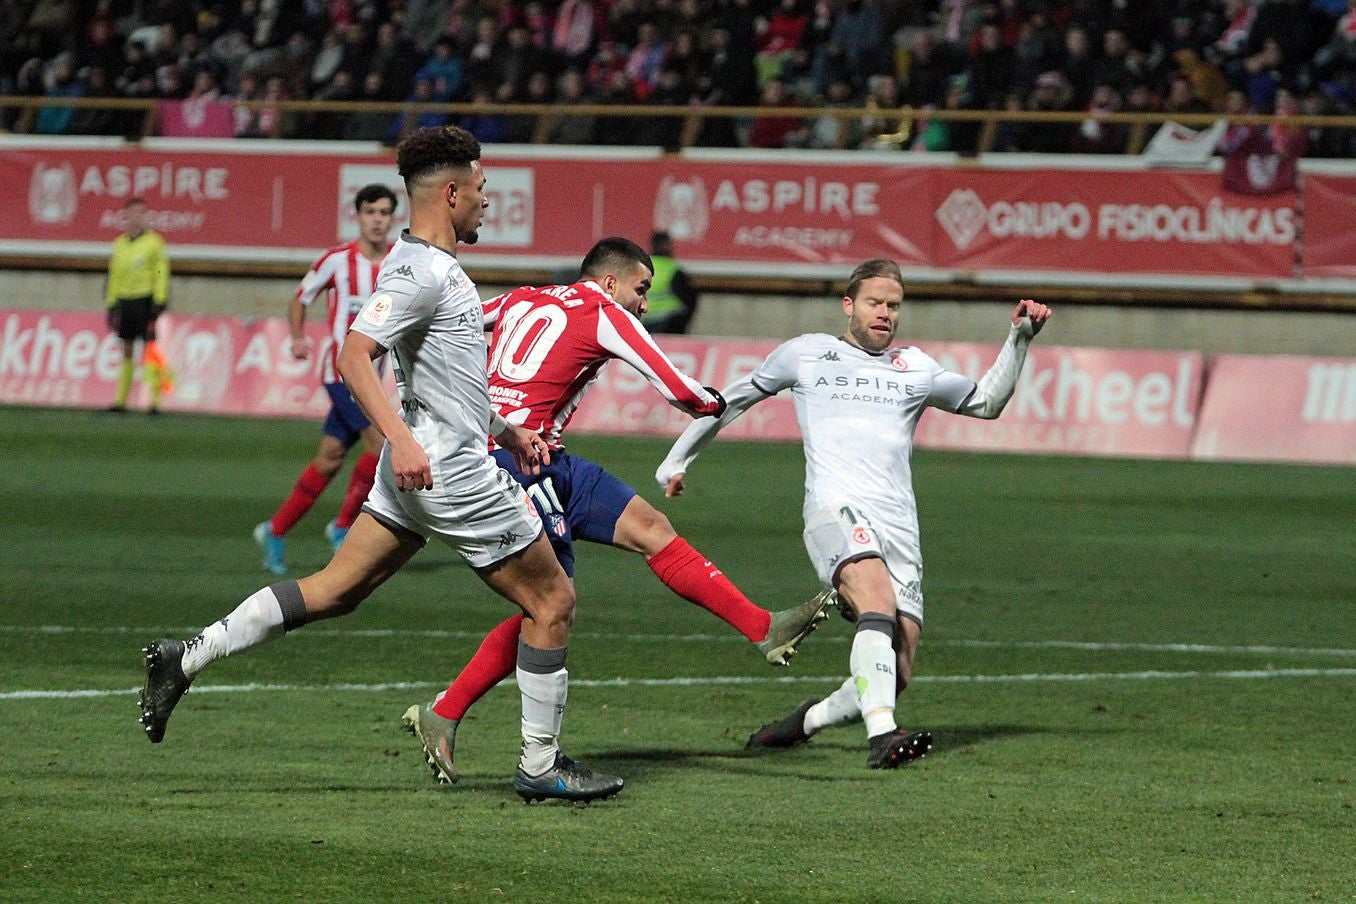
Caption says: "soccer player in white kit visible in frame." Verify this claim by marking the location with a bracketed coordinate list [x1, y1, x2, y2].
[656, 259, 1051, 768]
[138, 126, 624, 803]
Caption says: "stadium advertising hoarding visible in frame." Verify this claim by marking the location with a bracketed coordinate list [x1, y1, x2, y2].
[1192, 355, 1356, 465]
[914, 344, 1203, 458]
[0, 310, 375, 415]
[1299, 173, 1356, 279]
[3, 309, 1347, 464]
[925, 168, 1294, 278]
[0, 141, 1338, 285]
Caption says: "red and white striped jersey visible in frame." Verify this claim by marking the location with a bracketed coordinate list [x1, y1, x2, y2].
[483, 280, 720, 448]
[296, 240, 389, 383]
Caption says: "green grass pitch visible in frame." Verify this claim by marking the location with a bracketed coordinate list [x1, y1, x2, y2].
[0, 407, 1351, 903]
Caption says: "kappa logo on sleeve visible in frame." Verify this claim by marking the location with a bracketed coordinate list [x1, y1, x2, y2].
[361, 293, 394, 326]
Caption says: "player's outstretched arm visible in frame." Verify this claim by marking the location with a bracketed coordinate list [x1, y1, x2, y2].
[338, 331, 432, 491]
[955, 299, 1052, 420]
[598, 303, 724, 417]
[656, 371, 768, 493]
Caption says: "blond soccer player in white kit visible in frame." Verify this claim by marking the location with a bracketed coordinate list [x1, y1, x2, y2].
[138, 126, 624, 803]
[657, 259, 1051, 768]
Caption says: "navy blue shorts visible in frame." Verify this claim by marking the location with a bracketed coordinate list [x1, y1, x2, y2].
[490, 448, 637, 578]
[322, 382, 371, 448]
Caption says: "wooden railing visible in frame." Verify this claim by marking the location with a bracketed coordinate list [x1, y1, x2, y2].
[2, 94, 1354, 153]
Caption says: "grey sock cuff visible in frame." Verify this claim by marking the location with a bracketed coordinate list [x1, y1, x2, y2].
[517, 639, 567, 674]
[856, 612, 897, 641]
[270, 580, 307, 632]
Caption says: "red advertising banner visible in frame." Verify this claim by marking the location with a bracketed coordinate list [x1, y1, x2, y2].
[2, 141, 1335, 285]
[925, 168, 1296, 278]
[0, 309, 381, 416]
[1191, 355, 1356, 465]
[13, 146, 391, 250]
[1300, 174, 1356, 279]
[544, 158, 936, 267]
[916, 344, 1204, 458]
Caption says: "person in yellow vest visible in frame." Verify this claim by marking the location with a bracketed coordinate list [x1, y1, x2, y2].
[639, 231, 699, 334]
[104, 197, 170, 413]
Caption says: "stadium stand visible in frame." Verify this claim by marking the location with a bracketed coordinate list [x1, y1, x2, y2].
[0, 0, 1352, 154]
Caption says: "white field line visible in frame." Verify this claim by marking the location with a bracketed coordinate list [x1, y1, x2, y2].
[5, 668, 1356, 702]
[2, 624, 1355, 659]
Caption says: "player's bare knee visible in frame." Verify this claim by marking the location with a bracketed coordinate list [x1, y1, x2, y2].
[646, 510, 678, 547]
[615, 498, 677, 555]
[313, 452, 344, 477]
[535, 581, 576, 630]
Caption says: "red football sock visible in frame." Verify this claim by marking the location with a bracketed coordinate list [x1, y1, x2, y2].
[334, 452, 378, 529]
[433, 613, 523, 721]
[269, 464, 332, 537]
[647, 537, 771, 642]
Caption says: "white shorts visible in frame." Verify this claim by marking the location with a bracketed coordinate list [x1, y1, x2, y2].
[802, 503, 925, 626]
[363, 451, 541, 570]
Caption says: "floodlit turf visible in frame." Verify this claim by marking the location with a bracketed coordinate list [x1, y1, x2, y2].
[1, 406, 1352, 903]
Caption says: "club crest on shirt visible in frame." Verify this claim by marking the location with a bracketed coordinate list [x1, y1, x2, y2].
[548, 513, 567, 537]
[361, 293, 393, 326]
[889, 353, 908, 371]
[852, 526, 871, 545]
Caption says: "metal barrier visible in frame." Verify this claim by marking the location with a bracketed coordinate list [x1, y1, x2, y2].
[3, 95, 1354, 154]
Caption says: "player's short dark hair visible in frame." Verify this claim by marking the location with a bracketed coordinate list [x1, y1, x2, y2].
[354, 183, 398, 212]
[579, 237, 654, 280]
[396, 126, 481, 185]
[845, 258, 904, 300]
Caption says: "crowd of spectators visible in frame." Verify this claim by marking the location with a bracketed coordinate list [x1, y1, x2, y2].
[1, 0, 1353, 155]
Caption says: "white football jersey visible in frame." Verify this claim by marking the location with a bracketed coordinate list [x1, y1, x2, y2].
[349, 232, 492, 484]
[663, 333, 976, 554]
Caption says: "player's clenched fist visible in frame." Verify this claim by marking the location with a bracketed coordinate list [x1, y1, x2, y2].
[390, 436, 433, 491]
[1011, 298, 1052, 335]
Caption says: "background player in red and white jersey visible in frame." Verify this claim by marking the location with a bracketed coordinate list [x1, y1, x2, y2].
[401, 236, 832, 784]
[253, 184, 397, 575]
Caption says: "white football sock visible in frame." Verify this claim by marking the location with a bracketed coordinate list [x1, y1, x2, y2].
[804, 677, 862, 735]
[850, 615, 898, 738]
[517, 641, 568, 776]
[181, 583, 300, 678]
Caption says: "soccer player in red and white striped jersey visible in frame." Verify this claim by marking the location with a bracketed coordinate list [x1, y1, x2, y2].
[253, 184, 397, 575]
[401, 237, 832, 784]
